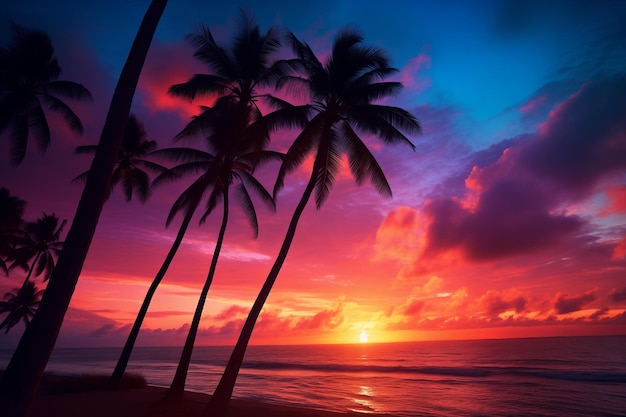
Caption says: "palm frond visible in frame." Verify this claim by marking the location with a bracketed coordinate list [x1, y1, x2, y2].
[234, 183, 258, 238]
[168, 74, 230, 101]
[44, 80, 92, 102]
[29, 100, 51, 154]
[40, 93, 84, 133]
[313, 128, 342, 208]
[9, 110, 29, 165]
[274, 114, 326, 197]
[347, 104, 420, 148]
[74, 144, 98, 154]
[340, 121, 392, 197]
[189, 25, 237, 79]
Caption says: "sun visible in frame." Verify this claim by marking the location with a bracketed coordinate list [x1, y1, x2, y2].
[359, 330, 368, 343]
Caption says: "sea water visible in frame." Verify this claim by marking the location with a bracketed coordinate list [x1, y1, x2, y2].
[1, 335, 625, 416]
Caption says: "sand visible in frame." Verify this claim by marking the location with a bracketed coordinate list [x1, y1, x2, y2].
[28, 376, 380, 417]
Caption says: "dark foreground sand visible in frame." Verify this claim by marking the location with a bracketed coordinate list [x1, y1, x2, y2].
[28, 375, 391, 417]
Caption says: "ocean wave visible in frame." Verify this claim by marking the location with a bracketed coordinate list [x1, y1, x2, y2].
[240, 361, 626, 383]
[242, 361, 490, 377]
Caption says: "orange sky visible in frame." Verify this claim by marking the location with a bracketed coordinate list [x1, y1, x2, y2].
[1, 1, 625, 348]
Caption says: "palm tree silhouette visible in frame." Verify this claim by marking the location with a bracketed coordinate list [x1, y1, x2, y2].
[0, 2, 168, 415]
[206, 28, 422, 416]
[0, 23, 92, 165]
[0, 188, 26, 275]
[9, 213, 66, 286]
[0, 281, 43, 334]
[73, 114, 167, 202]
[156, 100, 281, 396]
[111, 10, 289, 387]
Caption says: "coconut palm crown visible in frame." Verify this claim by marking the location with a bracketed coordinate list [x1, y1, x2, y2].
[0, 23, 92, 165]
[73, 114, 167, 202]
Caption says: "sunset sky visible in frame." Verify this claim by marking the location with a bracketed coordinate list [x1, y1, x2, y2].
[1, 0, 625, 348]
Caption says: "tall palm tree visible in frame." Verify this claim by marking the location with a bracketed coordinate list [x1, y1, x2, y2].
[0, 188, 26, 275]
[0, 2, 168, 415]
[0, 23, 92, 165]
[0, 281, 43, 334]
[206, 28, 422, 416]
[111, 10, 290, 387]
[73, 114, 167, 202]
[160, 100, 281, 396]
[9, 213, 66, 288]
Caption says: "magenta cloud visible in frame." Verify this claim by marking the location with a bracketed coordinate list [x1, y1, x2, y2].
[419, 76, 626, 264]
[553, 290, 597, 315]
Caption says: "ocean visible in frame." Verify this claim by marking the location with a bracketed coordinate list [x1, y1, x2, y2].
[1, 335, 625, 416]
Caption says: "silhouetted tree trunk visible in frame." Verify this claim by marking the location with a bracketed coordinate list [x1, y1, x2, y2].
[169, 192, 229, 396]
[0, 2, 167, 416]
[111, 201, 198, 387]
[205, 173, 316, 417]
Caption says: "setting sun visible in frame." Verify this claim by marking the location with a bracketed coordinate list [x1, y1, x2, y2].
[359, 330, 368, 343]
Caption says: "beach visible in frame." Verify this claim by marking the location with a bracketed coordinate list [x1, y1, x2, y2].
[30, 377, 373, 417]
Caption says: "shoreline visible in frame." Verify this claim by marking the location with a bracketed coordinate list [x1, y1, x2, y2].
[26, 374, 390, 417]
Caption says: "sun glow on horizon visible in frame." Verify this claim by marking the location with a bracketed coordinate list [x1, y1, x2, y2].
[359, 330, 368, 343]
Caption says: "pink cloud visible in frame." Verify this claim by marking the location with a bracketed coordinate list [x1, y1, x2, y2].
[601, 185, 626, 216]
[405, 76, 626, 271]
[398, 52, 431, 92]
[519, 94, 547, 114]
[609, 287, 626, 303]
[480, 289, 527, 316]
[138, 40, 207, 118]
[553, 290, 597, 314]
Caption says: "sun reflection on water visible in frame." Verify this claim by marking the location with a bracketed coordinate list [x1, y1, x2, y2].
[349, 385, 377, 414]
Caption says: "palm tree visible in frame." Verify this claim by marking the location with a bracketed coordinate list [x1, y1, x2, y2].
[9, 213, 66, 287]
[111, 10, 290, 387]
[0, 2, 168, 415]
[159, 100, 281, 396]
[0, 23, 92, 165]
[206, 28, 422, 416]
[0, 281, 43, 334]
[0, 188, 26, 275]
[73, 114, 167, 202]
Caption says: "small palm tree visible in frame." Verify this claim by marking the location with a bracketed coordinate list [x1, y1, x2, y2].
[73, 114, 167, 202]
[9, 213, 66, 286]
[0, 281, 43, 334]
[0, 2, 168, 415]
[111, 10, 289, 387]
[0, 23, 92, 165]
[156, 100, 281, 396]
[206, 28, 421, 416]
[0, 188, 26, 275]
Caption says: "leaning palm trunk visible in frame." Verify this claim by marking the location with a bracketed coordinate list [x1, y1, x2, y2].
[111, 200, 197, 387]
[169, 193, 229, 396]
[0, 2, 167, 416]
[205, 173, 316, 417]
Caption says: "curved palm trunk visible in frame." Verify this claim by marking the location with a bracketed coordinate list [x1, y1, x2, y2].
[0, 2, 167, 416]
[205, 173, 316, 417]
[169, 192, 229, 396]
[110, 202, 197, 387]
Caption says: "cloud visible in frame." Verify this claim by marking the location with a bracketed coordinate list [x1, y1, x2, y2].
[294, 298, 345, 330]
[601, 185, 626, 216]
[214, 305, 249, 320]
[137, 39, 207, 119]
[553, 290, 597, 314]
[398, 52, 431, 93]
[609, 287, 626, 303]
[480, 289, 528, 316]
[391, 76, 626, 279]
[524, 76, 626, 193]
